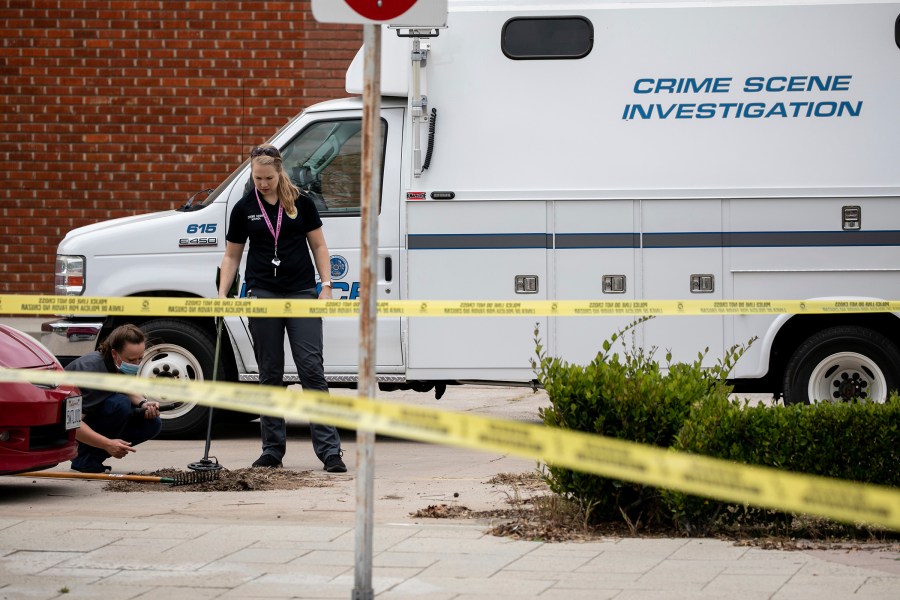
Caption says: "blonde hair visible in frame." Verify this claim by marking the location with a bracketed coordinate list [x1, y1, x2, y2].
[251, 144, 300, 216]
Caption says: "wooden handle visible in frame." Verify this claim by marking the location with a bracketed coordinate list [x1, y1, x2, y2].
[15, 471, 165, 483]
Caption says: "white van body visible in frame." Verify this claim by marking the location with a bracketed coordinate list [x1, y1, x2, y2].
[47, 0, 900, 434]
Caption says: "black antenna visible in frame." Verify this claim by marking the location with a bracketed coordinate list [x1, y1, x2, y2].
[240, 77, 246, 162]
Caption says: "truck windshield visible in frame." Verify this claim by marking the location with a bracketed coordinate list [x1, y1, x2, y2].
[185, 157, 250, 211]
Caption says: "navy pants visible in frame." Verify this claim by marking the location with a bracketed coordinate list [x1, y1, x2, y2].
[71, 393, 162, 472]
[248, 287, 342, 464]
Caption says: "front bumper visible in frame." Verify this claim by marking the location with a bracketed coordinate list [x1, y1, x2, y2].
[41, 319, 104, 364]
[0, 442, 78, 475]
[0, 384, 80, 475]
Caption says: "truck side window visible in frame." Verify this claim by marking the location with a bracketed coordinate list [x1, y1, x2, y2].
[277, 118, 388, 217]
[501, 16, 593, 60]
[896, 13, 900, 50]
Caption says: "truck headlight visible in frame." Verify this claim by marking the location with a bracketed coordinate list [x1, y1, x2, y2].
[55, 255, 85, 296]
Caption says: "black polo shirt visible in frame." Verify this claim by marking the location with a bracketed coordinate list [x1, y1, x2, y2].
[226, 189, 323, 293]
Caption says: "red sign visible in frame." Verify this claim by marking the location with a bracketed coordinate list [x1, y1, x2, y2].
[313, 0, 445, 26]
[345, 0, 418, 21]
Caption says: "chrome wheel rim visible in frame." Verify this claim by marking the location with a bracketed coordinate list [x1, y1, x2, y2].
[806, 351, 887, 404]
[139, 343, 204, 419]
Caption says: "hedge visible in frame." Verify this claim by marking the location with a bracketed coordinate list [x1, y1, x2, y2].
[533, 320, 899, 534]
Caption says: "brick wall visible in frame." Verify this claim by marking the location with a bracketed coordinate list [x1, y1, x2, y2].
[0, 1, 363, 294]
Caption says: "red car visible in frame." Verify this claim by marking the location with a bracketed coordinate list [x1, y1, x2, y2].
[0, 324, 81, 475]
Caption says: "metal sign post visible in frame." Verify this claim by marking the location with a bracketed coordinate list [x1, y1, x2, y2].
[310, 3, 447, 599]
[353, 23, 381, 600]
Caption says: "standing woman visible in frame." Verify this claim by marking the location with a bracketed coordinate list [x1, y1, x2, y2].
[218, 144, 346, 473]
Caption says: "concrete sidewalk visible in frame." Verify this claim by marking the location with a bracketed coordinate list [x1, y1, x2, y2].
[0, 339, 897, 599]
[2, 514, 898, 600]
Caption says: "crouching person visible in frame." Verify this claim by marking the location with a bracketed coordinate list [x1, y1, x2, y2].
[64, 324, 162, 473]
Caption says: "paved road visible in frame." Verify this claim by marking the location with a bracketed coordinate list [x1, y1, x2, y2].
[1, 384, 898, 599]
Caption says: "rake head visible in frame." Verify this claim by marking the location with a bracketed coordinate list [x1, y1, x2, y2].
[166, 469, 221, 486]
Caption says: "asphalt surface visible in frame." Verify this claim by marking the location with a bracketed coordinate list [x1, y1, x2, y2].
[1, 318, 898, 598]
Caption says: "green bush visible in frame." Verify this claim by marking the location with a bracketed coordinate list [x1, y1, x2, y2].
[533, 319, 747, 527]
[535, 320, 898, 535]
[667, 392, 900, 533]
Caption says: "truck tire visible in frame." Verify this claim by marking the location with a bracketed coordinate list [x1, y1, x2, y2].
[782, 326, 900, 405]
[138, 319, 221, 437]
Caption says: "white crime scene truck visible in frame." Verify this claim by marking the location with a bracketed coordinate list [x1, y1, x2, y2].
[45, 0, 900, 435]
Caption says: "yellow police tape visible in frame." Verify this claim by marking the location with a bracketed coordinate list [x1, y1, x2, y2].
[1, 367, 897, 530]
[3, 294, 900, 318]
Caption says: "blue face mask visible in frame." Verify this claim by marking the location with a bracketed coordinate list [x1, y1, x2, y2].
[118, 361, 140, 376]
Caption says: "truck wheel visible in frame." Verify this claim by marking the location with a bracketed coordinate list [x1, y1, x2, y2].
[782, 326, 900, 405]
[138, 319, 221, 437]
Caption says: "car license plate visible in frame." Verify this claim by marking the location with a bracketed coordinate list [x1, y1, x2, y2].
[65, 396, 82, 430]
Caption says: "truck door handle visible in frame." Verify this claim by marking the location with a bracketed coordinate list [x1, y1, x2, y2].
[385, 257, 393, 282]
